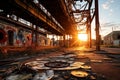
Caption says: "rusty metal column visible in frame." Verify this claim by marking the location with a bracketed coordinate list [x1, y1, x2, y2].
[31, 24, 34, 46]
[89, 22, 92, 48]
[87, 21, 92, 48]
[35, 26, 38, 47]
[63, 34, 66, 47]
[95, 0, 100, 50]
[87, 11, 92, 48]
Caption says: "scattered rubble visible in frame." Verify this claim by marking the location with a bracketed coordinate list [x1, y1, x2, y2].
[0, 52, 107, 80]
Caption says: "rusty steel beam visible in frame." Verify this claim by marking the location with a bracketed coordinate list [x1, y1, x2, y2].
[88, 0, 93, 10]
[59, 0, 70, 19]
[14, 0, 65, 35]
[71, 10, 90, 14]
[59, 0, 77, 34]
[90, 11, 95, 23]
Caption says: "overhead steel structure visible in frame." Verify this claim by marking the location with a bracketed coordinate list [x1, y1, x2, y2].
[0, 0, 65, 35]
[60, 0, 100, 50]
[0, 0, 100, 50]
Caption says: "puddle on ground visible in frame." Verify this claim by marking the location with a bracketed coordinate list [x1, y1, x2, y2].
[91, 59, 103, 63]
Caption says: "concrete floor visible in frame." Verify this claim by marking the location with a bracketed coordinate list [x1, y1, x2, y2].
[0, 46, 120, 80]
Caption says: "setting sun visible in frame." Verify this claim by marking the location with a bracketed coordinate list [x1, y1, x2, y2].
[78, 33, 88, 41]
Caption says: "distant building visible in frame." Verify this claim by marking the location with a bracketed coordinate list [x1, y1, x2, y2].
[104, 31, 120, 46]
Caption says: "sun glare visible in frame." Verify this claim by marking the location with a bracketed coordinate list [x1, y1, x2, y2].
[78, 33, 88, 41]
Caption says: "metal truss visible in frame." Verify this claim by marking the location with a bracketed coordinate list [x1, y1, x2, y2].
[64, 0, 94, 25]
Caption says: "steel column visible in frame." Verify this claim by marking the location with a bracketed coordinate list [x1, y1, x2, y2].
[95, 0, 100, 50]
[87, 10, 92, 48]
[31, 24, 34, 46]
[35, 26, 38, 46]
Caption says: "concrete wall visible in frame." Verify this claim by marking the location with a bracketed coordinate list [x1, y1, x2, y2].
[113, 40, 120, 46]
[104, 31, 120, 47]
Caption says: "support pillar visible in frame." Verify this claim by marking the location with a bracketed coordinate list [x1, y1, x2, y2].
[35, 26, 38, 47]
[31, 24, 34, 46]
[95, 0, 100, 50]
[63, 34, 66, 47]
[86, 10, 92, 48]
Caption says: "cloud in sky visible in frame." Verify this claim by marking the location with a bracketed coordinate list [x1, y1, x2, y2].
[102, 2, 110, 9]
[102, 0, 114, 10]
[101, 22, 120, 30]
[101, 22, 116, 28]
[102, 0, 114, 15]
[109, 0, 114, 3]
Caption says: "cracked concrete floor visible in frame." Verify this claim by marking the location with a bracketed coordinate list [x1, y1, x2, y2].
[1, 47, 120, 80]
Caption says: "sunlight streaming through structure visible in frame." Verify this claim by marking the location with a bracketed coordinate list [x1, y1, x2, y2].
[78, 33, 87, 41]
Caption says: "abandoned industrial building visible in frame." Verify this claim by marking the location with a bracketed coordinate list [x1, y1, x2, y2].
[104, 31, 120, 47]
[0, 0, 120, 80]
